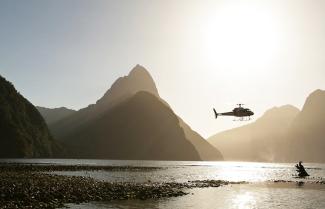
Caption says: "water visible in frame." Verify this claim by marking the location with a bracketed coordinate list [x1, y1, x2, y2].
[2, 159, 325, 208]
[66, 185, 325, 209]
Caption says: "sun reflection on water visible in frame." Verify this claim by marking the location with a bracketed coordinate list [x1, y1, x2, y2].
[214, 162, 274, 182]
[233, 192, 256, 209]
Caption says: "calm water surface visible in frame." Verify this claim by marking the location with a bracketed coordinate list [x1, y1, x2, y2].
[2, 159, 325, 208]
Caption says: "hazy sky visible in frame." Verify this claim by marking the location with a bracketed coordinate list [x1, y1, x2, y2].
[1, 0, 325, 138]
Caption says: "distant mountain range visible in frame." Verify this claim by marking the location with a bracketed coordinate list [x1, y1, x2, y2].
[0, 75, 60, 158]
[208, 89, 325, 163]
[38, 65, 223, 161]
[208, 105, 299, 162]
[36, 106, 76, 125]
[3, 64, 324, 162]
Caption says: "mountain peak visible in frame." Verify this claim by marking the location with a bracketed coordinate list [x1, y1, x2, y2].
[129, 64, 150, 76]
[306, 89, 325, 102]
[96, 65, 159, 108]
[300, 89, 325, 117]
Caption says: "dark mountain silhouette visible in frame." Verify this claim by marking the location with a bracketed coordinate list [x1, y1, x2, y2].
[36, 106, 76, 125]
[49, 65, 159, 139]
[208, 105, 300, 162]
[96, 64, 159, 107]
[61, 91, 201, 160]
[285, 89, 325, 162]
[0, 75, 60, 158]
[48, 65, 222, 160]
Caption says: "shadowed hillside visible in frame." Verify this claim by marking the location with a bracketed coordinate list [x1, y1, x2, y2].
[209, 89, 325, 163]
[0, 75, 61, 158]
[49, 65, 159, 139]
[179, 119, 223, 160]
[208, 105, 300, 162]
[61, 91, 201, 160]
[46, 65, 222, 160]
[285, 89, 325, 162]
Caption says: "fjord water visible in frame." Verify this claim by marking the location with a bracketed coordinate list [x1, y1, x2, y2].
[3, 159, 325, 208]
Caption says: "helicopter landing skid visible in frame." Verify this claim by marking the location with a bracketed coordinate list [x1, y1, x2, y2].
[233, 117, 251, 121]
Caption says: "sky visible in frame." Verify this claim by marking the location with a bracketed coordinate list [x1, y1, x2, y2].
[1, 0, 325, 138]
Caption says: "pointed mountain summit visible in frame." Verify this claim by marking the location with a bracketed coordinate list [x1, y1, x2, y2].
[50, 65, 158, 138]
[96, 64, 159, 107]
[295, 89, 325, 121]
[47, 65, 222, 160]
[208, 105, 300, 162]
[0, 75, 60, 157]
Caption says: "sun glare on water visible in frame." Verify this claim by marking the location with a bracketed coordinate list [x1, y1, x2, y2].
[233, 192, 257, 209]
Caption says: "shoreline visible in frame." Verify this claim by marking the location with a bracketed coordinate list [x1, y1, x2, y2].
[1, 171, 188, 209]
[1, 163, 324, 209]
[0, 163, 164, 172]
[0, 164, 231, 209]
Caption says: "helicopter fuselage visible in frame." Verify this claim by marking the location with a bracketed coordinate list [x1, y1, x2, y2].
[219, 109, 254, 117]
[213, 105, 254, 120]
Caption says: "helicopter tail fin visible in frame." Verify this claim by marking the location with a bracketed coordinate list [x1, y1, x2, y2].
[213, 108, 218, 119]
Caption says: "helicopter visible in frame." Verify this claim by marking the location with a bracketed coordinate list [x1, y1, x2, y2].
[213, 104, 254, 121]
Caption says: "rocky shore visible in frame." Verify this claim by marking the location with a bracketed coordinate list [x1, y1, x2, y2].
[0, 164, 231, 209]
[0, 163, 163, 172]
[272, 179, 325, 184]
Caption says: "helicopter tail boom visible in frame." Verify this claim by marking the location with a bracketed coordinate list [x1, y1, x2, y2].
[213, 108, 218, 119]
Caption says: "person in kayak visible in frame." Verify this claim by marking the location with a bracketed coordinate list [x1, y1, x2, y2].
[295, 161, 309, 177]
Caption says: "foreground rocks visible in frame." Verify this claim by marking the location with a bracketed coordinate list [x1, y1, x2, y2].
[0, 164, 232, 209]
[272, 179, 325, 184]
[0, 171, 188, 209]
[0, 163, 163, 172]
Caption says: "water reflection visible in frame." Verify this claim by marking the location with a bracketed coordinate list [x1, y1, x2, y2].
[2, 159, 325, 208]
[233, 192, 256, 209]
[52, 161, 324, 184]
[296, 181, 305, 187]
[67, 184, 325, 209]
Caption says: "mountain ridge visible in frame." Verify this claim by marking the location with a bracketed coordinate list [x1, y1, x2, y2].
[208, 105, 300, 162]
[0, 75, 61, 158]
[285, 89, 325, 162]
[44, 65, 223, 161]
[209, 89, 325, 163]
[61, 91, 202, 160]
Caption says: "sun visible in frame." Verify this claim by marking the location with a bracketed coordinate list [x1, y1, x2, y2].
[199, 2, 283, 74]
